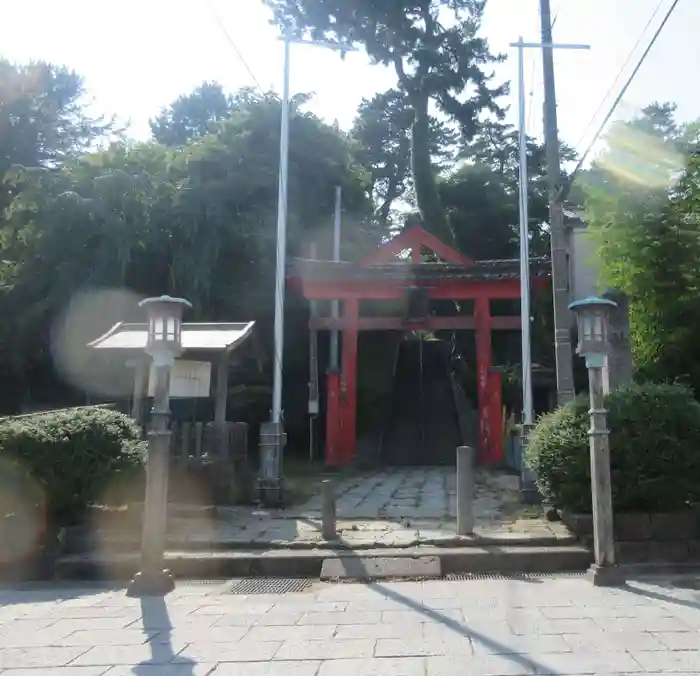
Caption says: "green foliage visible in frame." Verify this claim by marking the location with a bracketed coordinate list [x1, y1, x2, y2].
[0, 59, 113, 218]
[582, 103, 700, 392]
[351, 88, 456, 229]
[265, 0, 506, 243]
[150, 81, 234, 146]
[0, 88, 376, 411]
[0, 408, 145, 524]
[526, 383, 700, 513]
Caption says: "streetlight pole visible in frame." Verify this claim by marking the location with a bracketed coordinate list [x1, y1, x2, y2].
[271, 35, 291, 428]
[569, 296, 624, 587]
[259, 35, 356, 505]
[511, 37, 536, 503]
[127, 295, 191, 598]
[509, 36, 588, 502]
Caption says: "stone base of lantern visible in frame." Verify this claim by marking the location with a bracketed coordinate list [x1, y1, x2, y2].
[126, 569, 175, 597]
[585, 563, 625, 587]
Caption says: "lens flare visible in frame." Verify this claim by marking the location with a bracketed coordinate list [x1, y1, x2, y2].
[51, 287, 145, 398]
[597, 124, 684, 189]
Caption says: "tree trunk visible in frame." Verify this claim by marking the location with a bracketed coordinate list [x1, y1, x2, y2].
[377, 152, 408, 228]
[410, 94, 453, 245]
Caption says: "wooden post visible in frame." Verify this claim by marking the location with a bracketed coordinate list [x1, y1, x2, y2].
[214, 352, 229, 458]
[340, 298, 359, 465]
[231, 421, 253, 503]
[131, 358, 148, 425]
[586, 364, 623, 586]
[475, 296, 492, 463]
[487, 370, 503, 465]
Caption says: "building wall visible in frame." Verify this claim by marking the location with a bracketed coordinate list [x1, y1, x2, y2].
[568, 223, 603, 318]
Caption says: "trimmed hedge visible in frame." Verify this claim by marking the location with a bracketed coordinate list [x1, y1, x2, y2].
[0, 407, 145, 525]
[525, 382, 700, 513]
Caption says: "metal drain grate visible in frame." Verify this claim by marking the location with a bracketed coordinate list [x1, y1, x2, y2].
[177, 579, 231, 587]
[669, 577, 700, 590]
[443, 571, 587, 581]
[226, 578, 313, 595]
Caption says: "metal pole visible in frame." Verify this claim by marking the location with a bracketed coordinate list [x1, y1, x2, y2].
[308, 242, 319, 462]
[515, 38, 540, 505]
[330, 186, 341, 369]
[516, 38, 533, 427]
[271, 36, 291, 423]
[539, 0, 575, 405]
[586, 364, 622, 586]
[262, 37, 354, 503]
[258, 36, 291, 506]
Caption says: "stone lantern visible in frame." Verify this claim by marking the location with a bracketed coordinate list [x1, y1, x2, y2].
[570, 296, 616, 369]
[127, 295, 191, 597]
[140, 295, 192, 365]
[569, 296, 623, 587]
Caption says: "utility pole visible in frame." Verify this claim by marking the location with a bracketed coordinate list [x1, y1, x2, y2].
[539, 0, 578, 405]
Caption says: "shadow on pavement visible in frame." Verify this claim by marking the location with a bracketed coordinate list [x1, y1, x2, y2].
[370, 581, 558, 674]
[619, 579, 700, 612]
[134, 596, 197, 676]
[0, 581, 121, 606]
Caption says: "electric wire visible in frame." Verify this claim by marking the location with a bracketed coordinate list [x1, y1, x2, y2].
[561, 0, 683, 199]
[206, 0, 266, 95]
[571, 0, 667, 154]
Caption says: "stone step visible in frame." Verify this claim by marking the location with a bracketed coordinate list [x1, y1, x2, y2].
[61, 530, 579, 554]
[53, 544, 591, 582]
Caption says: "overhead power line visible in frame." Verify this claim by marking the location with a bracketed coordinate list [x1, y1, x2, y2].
[551, 0, 571, 28]
[572, 0, 666, 153]
[206, 0, 266, 95]
[561, 0, 683, 199]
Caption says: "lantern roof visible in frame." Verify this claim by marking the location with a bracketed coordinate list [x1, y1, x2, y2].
[87, 321, 255, 354]
[569, 296, 618, 312]
[138, 295, 193, 310]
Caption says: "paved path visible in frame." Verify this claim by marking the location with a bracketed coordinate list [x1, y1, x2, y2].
[0, 574, 699, 674]
[125, 469, 571, 550]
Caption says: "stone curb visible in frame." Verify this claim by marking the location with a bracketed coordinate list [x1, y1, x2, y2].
[75, 532, 576, 552]
[54, 544, 592, 581]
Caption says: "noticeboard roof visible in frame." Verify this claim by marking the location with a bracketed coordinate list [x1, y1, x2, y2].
[87, 321, 255, 353]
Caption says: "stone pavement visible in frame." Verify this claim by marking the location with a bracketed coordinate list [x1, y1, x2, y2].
[120, 469, 571, 550]
[1, 574, 700, 674]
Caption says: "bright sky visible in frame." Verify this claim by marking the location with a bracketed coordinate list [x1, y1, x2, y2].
[1, 0, 698, 158]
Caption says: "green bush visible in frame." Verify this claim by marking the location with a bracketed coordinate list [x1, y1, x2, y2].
[526, 382, 700, 513]
[0, 407, 146, 525]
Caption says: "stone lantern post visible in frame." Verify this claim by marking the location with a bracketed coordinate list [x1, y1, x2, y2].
[569, 296, 624, 587]
[127, 295, 192, 597]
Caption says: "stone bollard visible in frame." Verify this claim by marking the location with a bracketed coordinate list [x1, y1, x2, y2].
[321, 479, 337, 540]
[456, 445, 475, 535]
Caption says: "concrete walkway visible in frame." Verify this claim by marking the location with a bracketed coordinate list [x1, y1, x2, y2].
[148, 469, 572, 550]
[1, 574, 699, 674]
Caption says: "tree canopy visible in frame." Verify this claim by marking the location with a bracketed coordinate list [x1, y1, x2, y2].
[0, 85, 375, 412]
[0, 60, 112, 220]
[350, 87, 456, 229]
[264, 0, 506, 244]
[582, 103, 700, 392]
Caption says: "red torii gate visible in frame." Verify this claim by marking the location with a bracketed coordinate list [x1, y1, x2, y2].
[289, 227, 549, 467]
